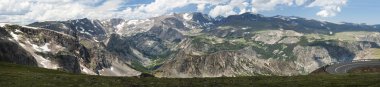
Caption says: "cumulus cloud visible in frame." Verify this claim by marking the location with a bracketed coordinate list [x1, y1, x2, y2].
[308, 0, 347, 17]
[251, 0, 294, 11]
[0, 0, 32, 15]
[0, 0, 125, 24]
[0, 0, 348, 24]
[196, 3, 206, 12]
[209, 5, 235, 17]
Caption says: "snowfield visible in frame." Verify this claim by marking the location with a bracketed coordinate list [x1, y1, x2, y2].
[0, 23, 8, 27]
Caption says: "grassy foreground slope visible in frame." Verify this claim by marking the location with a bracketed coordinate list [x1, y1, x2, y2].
[1, 62, 380, 87]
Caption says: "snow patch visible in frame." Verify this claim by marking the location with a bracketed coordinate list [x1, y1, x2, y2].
[97, 66, 123, 76]
[204, 22, 213, 27]
[26, 43, 58, 69]
[289, 16, 298, 20]
[275, 16, 299, 21]
[274, 16, 289, 21]
[14, 29, 22, 33]
[32, 43, 51, 52]
[97, 64, 141, 76]
[60, 24, 69, 30]
[79, 31, 92, 35]
[22, 26, 39, 29]
[0, 23, 8, 27]
[126, 20, 138, 25]
[144, 40, 155, 47]
[116, 21, 125, 34]
[183, 13, 192, 21]
[116, 19, 154, 37]
[9, 32, 20, 41]
[88, 29, 94, 32]
[183, 22, 190, 28]
[126, 19, 151, 25]
[78, 26, 92, 35]
[35, 56, 59, 69]
[80, 27, 85, 32]
[10, 32, 59, 69]
[80, 65, 96, 75]
[93, 38, 99, 42]
[242, 27, 250, 30]
[110, 66, 123, 76]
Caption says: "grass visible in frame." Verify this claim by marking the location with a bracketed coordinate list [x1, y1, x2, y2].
[304, 31, 377, 42]
[348, 66, 380, 73]
[190, 35, 249, 53]
[1, 62, 380, 87]
[370, 48, 380, 59]
[79, 39, 95, 49]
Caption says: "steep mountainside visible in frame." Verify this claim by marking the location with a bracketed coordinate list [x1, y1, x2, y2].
[0, 26, 37, 66]
[0, 24, 140, 76]
[2, 12, 380, 78]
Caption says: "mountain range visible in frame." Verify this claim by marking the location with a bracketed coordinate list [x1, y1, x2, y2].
[1, 12, 380, 78]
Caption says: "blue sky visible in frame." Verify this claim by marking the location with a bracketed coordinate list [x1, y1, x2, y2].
[0, 0, 379, 25]
[324, 0, 380, 24]
[257, 0, 380, 24]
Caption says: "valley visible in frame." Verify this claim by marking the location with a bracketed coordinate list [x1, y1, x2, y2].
[1, 12, 380, 78]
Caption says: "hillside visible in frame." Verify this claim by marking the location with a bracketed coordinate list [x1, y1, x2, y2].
[1, 62, 380, 87]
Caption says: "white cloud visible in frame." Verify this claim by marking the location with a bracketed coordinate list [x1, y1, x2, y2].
[122, 0, 348, 18]
[209, 5, 235, 17]
[0, 0, 32, 15]
[251, 0, 294, 11]
[308, 0, 347, 17]
[0, 0, 348, 24]
[196, 3, 206, 12]
[0, 0, 125, 24]
[209, 0, 248, 17]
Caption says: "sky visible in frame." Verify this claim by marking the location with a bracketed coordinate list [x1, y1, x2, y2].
[0, 0, 379, 25]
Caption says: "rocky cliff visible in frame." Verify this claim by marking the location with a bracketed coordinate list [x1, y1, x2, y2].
[0, 24, 140, 76]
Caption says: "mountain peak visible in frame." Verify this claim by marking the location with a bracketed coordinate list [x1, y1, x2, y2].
[223, 12, 265, 21]
[240, 12, 263, 17]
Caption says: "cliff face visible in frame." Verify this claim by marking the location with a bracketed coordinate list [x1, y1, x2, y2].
[155, 47, 299, 77]
[0, 25, 140, 76]
[0, 27, 37, 66]
[6, 12, 380, 78]
[154, 37, 378, 77]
